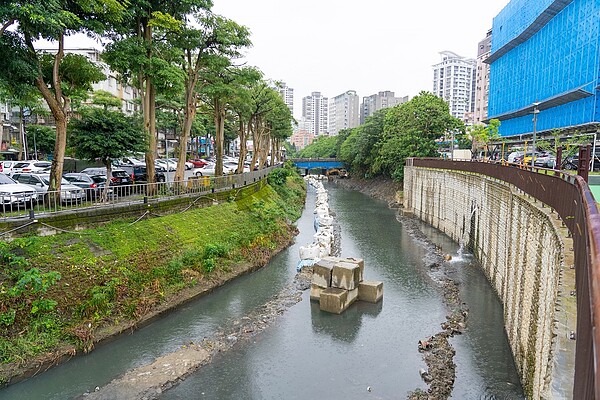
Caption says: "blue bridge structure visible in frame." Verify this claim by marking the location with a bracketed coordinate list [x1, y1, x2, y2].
[291, 158, 345, 175]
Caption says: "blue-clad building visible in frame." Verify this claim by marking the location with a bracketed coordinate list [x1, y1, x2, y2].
[487, 0, 600, 137]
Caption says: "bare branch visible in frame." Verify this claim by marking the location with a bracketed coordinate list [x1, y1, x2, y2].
[0, 19, 15, 36]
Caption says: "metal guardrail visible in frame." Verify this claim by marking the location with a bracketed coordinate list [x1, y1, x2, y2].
[407, 158, 600, 399]
[0, 166, 280, 222]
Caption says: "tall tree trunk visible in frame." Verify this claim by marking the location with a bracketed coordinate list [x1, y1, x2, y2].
[214, 98, 225, 176]
[236, 114, 246, 173]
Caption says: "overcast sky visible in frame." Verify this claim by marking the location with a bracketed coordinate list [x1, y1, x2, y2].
[212, 0, 510, 117]
[60, 0, 511, 118]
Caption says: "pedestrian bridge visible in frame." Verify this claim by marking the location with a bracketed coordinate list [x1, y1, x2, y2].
[291, 158, 344, 173]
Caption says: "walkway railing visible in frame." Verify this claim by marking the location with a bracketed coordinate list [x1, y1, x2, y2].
[0, 166, 279, 222]
[407, 158, 600, 399]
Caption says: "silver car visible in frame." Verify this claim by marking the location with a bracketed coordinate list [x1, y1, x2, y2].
[11, 173, 86, 203]
[0, 173, 38, 209]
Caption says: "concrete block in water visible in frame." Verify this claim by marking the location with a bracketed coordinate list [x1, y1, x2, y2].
[358, 281, 383, 303]
[320, 288, 357, 314]
[310, 284, 326, 301]
[332, 262, 361, 290]
[340, 257, 364, 282]
[312, 259, 336, 288]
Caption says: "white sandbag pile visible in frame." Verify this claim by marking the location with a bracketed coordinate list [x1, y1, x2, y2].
[298, 175, 336, 262]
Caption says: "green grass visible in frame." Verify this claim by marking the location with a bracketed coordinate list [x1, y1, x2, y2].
[0, 174, 306, 371]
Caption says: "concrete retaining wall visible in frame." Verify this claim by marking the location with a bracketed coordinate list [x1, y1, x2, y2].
[403, 166, 564, 399]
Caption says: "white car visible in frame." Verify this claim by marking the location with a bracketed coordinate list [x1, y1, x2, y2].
[10, 160, 52, 175]
[0, 160, 17, 175]
[0, 173, 38, 209]
[11, 173, 86, 203]
[155, 159, 176, 171]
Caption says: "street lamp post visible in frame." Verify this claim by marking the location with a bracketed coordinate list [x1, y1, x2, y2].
[531, 103, 540, 167]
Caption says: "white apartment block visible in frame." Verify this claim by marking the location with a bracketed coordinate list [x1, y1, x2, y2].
[329, 90, 359, 136]
[39, 47, 139, 116]
[432, 51, 476, 123]
[474, 30, 492, 125]
[360, 91, 408, 124]
[276, 82, 294, 115]
[302, 91, 328, 136]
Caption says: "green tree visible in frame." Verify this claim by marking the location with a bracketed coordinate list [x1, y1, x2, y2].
[469, 119, 500, 159]
[338, 109, 389, 177]
[169, 11, 251, 182]
[69, 108, 146, 199]
[299, 136, 338, 158]
[25, 125, 55, 159]
[103, 0, 212, 185]
[0, 0, 124, 195]
[91, 90, 123, 110]
[375, 91, 464, 180]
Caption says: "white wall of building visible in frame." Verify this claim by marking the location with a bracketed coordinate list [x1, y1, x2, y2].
[432, 51, 476, 123]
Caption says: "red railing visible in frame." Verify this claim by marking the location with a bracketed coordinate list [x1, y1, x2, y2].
[407, 158, 600, 399]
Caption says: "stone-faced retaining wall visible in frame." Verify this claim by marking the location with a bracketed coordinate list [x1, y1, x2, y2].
[403, 166, 564, 399]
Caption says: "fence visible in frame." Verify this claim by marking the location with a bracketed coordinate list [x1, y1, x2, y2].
[0, 165, 280, 222]
[407, 158, 600, 399]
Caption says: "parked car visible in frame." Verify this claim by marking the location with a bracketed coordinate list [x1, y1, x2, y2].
[533, 153, 556, 168]
[79, 167, 133, 195]
[119, 165, 166, 183]
[188, 159, 208, 168]
[155, 159, 176, 171]
[10, 160, 52, 175]
[562, 155, 600, 171]
[194, 161, 233, 177]
[63, 173, 111, 199]
[12, 173, 86, 203]
[114, 156, 145, 166]
[0, 160, 17, 175]
[164, 158, 193, 170]
[0, 173, 38, 210]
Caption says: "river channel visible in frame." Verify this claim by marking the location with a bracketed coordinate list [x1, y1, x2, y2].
[1, 182, 524, 399]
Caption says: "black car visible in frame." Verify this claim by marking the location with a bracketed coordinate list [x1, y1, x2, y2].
[118, 165, 166, 183]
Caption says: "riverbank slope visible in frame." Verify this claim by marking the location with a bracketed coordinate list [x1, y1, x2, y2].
[0, 171, 306, 387]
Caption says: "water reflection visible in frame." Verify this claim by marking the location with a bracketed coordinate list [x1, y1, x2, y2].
[309, 300, 383, 343]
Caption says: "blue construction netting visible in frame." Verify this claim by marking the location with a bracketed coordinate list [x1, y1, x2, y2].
[488, 0, 600, 136]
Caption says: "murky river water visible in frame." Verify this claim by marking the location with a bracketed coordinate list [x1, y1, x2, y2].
[1, 182, 524, 399]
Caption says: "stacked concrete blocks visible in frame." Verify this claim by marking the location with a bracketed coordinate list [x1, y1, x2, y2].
[311, 256, 383, 314]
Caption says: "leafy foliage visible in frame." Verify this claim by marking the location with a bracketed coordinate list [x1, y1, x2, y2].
[298, 135, 338, 158]
[69, 107, 146, 163]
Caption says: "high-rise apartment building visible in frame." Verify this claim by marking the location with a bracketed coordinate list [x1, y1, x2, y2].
[302, 91, 328, 136]
[277, 82, 294, 115]
[329, 90, 360, 136]
[432, 51, 476, 123]
[487, 0, 600, 137]
[474, 30, 492, 125]
[360, 91, 408, 124]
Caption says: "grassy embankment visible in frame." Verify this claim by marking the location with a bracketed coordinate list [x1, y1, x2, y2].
[0, 166, 306, 385]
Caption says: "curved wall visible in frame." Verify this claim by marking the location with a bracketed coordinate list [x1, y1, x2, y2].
[403, 166, 564, 399]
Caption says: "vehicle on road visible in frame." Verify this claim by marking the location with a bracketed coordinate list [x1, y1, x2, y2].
[0, 173, 38, 210]
[12, 173, 86, 203]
